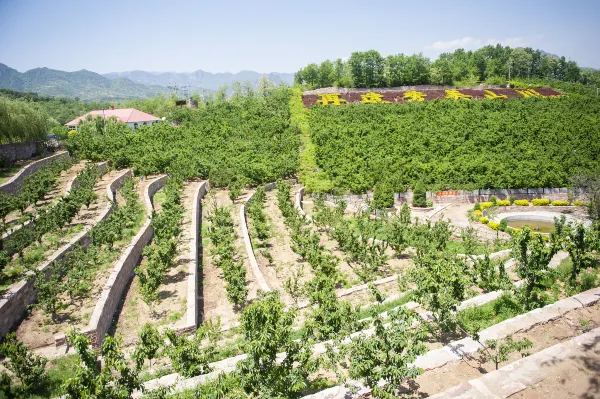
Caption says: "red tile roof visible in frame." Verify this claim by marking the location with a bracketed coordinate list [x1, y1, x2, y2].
[65, 108, 160, 126]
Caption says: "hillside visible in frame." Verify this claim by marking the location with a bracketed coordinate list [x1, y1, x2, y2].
[103, 69, 295, 91]
[0, 64, 164, 101]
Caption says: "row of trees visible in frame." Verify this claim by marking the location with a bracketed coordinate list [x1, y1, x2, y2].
[136, 177, 184, 305]
[295, 45, 600, 89]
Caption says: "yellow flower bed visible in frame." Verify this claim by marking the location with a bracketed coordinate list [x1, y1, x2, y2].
[551, 200, 569, 206]
[479, 202, 494, 210]
[573, 200, 585, 206]
[514, 199, 530, 206]
[496, 199, 510, 206]
[488, 221, 501, 230]
[479, 217, 489, 224]
[474, 210, 482, 217]
[532, 199, 550, 206]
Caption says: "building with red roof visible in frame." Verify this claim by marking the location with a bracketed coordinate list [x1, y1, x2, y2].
[65, 107, 162, 130]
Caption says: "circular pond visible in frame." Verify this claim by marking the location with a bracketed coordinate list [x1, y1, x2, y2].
[506, 219, 556, 233]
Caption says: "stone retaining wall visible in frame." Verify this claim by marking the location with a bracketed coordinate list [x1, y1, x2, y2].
[0, 151, 70, 195]
[0, 142, 41, 163]
[172, 180, 208, 335]
[0, 169, 132, 341]
[240, 190, 272, 293]
[64, 174, 168, 348]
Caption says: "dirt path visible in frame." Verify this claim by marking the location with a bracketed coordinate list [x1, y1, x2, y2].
[15, 174, 144, 349]
[253, 189, 314, 305]
[414, 304, 600, 397]
[113, 180, 195, 347]
[4, 160, 88, 226]
[201, 189, 259, 329]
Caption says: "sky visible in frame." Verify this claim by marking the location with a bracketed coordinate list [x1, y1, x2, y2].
[0, 0, 598, 74]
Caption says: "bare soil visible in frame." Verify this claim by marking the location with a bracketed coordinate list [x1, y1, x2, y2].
[414, 304, 600, 397]
[201, 189, 259, 329]
[113, 180, 196, 347]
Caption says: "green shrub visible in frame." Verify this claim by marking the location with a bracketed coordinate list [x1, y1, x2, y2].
[509, 196, 515, 205]
[480, 217, 489, 224]
[499, 218, 508, 231]
[573, 200, 585, 206]
[474, 202, 481, 211]
[532, 198, 550, 206]
[372, 181, 394, 210]
[412, 181, 427, 208]
[514, 199, 530, 206]
[551, 200, 569, 206]
[489, 195, 497, 205]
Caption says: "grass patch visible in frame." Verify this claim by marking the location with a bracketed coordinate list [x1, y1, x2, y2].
[457, 293, 524, 333]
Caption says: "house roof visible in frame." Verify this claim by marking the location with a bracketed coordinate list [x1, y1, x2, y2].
[65, 108, 160, 126]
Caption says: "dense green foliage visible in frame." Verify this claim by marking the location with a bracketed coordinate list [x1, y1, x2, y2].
[67, 87, 299, 187]
[0, 96, 49, 143]
[308, 96, 600, 193]
[295, 45, 600, 88]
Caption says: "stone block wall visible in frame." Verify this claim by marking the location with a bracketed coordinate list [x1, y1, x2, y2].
[0, 142, 41, 163]
[0, 151, 70, 195]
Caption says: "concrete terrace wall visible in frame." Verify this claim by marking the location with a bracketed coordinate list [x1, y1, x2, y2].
[173, 180, 208, 334]
[0, 169, 132, 341]
[0, 151, 70, 195]
[0, 142, 40, 163]
[75, 175, 168, 348]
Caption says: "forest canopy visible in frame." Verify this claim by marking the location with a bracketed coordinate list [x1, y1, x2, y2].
[295, 45, 600, 89]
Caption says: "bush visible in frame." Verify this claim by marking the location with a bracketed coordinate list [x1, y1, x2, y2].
[496, 199, 510, 206]
[372, 181, 394, 210]
[480, 217, 489, 224]
[425, 200, 433, 207]
[474, 210, 482, 217]
[509, 196, 515, 205]
[514, 199, 530, 206]
[480, 202, 494, 210]
[573, 200, 585, 206]
[551, 200, 569, 206]
[488, 221, 500, 230]
[412, 181, 427, 208]
[489, 195, 497, 205]
[499, 218, 508, 231]
[474, 202, 481, 211]
[532, 198, 550, 206]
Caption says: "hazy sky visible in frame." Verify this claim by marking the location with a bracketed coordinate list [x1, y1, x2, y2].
[1, 0, 598, 74]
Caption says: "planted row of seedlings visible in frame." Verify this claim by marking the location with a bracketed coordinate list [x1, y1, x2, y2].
[13, 176, 146, 349]
[112, 176, 192, 346]
[1, 183, 598, 398]
[201, 189, 259, 327]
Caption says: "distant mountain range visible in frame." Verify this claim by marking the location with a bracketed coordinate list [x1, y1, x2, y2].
[103, 70, 295, 91]
[0, 63, 295, 101]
